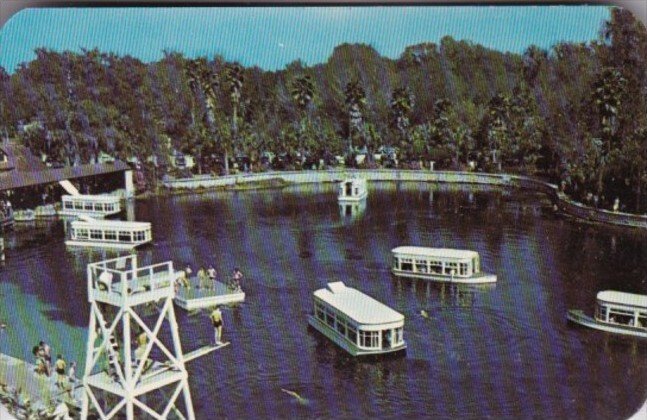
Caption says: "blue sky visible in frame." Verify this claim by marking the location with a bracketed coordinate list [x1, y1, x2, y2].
[0, 6, 610, 73]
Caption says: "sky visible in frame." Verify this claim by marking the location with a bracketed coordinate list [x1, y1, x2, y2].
[0, 6, 611, 73]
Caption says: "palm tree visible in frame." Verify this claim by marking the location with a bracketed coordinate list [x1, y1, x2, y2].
[184, 58, 219, 174]
[592, 67, 627, 197]
[390, 87, 414, 152]
[290, 74, 316, 156]
[344, 80, 367, 153]
[224, 64, 244, 174]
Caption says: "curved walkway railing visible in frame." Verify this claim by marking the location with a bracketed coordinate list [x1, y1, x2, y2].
[162, 169, 647, 229]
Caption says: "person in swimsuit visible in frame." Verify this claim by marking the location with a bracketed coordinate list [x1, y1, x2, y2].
[54, 355, 67, 389]
[210, 307, 223, 345]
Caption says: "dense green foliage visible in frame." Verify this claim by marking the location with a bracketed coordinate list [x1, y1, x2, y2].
[1, 8, 645, 212]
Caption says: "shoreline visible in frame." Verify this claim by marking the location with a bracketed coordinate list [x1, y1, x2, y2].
[159, 169, 647, 229]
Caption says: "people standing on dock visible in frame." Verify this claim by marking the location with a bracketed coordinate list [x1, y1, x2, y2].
[40, 340, 52, 373]
[68, 361, 77, 384]
[197, 267, 208, 289]
[210, 307, 223, 345]
[54, 355, 67, 389]
[207, 265, 217, 290]
[232, 268, 243, 292]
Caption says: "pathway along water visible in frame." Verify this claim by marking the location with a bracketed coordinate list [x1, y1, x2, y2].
[0, 182, 645, 418]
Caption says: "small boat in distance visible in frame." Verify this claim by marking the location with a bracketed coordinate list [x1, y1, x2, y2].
[59, 194, 121, 218]
[308, 281, 406, 356]
[567, 291, 647, 338]
[338, 178, 367, 202]
[65, 218, 152, 249]
[391, 246, 496, 284]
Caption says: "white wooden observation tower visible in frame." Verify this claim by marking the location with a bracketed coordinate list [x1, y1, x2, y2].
[81, 255, 220, 419]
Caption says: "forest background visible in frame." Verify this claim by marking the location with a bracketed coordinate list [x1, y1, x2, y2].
[0, 8, 645, 212]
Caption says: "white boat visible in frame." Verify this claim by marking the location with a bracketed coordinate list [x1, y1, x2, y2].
[65, 219, 152, 249]
[308, 281, 406, 356]
[338, 178, 367, 202]
[391, 246, 496, 284]
[567, 291, 647, 338]
[59, 194, 121, 218]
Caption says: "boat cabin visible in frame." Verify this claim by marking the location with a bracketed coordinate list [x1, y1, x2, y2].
[66, 219, 152, 249]
[391, 246, 496, 284]
[308, 282, 406, 356]
[338, 178, 367, 202]
[594, 291, 647, 329]
[60, 194, 121, 218]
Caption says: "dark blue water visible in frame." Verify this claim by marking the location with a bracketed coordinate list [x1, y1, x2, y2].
[1, 182, 646, 419]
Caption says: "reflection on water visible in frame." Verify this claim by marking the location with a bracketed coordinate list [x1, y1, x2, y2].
[0, 181, 646, 419]
[338, 199, 367, 219]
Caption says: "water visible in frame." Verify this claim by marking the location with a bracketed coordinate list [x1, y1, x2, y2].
[1, 182, 646, 419]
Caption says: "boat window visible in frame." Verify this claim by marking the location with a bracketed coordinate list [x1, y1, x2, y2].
[595, 305, 608, 321]
[134, 231, 146, 242]
[105, 231, 117, 241]
[64, 201, 73, 209]
[394, 327, 403, 344]
[315, 303, 325, 320]
[638, 316, 646, 329]
[393, 257, 399, 270]
[608, 309, 634, 326]
[95, 203, 104, 211]
[119, 231, 131, 242]
[400, 258, 413, 272]
[415, 260, 428, 273]
[106, 204, 114, 211]
[90, 229, 103, 240]
[84, 203, 93, 211]
[459, 263, 469, 276]
[359, 330, 379, 348]
[347, 325, 357, 344]
[74, 202, 83, 210]
[444, 262, 458, 275]
[76, 229, 88, 239]
[325, 309, 335, 327]
[336, 319, 346, 336]
[430, 260, 442, 274]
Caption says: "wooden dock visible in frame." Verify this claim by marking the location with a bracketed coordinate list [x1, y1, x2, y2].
[0, 352, 83, 411]
[174, 276, 245, 310]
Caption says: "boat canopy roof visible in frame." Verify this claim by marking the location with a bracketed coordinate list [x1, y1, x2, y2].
[71, 219, 151, 229]
[597, 291, 647, 309]
[392, 246, 479, 260]
[313, 282, 404, 325]
[63, 194, 120, 202]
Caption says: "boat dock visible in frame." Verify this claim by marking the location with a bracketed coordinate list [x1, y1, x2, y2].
[174, 276, 245, 310]
[0, 352, 83, 412]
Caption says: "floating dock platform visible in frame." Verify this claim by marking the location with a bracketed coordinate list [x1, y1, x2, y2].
[174, 276, 245, 310]
[0, 352, 83, 412]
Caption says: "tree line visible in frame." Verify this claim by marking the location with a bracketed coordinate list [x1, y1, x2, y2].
[0, 8, 645, 212]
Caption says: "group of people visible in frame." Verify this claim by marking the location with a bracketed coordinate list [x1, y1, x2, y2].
[177, 263, 244, 292]
[32, 340, 77, 391]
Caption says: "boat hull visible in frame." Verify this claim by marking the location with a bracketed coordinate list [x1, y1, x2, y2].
[65, 240, 150, 250]
[308, 316, 406, 356]
[391, 269, 497, 284]
[567, 310, 647, 338]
